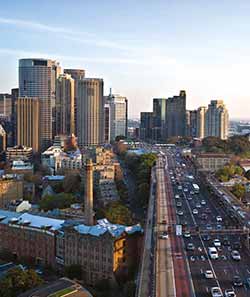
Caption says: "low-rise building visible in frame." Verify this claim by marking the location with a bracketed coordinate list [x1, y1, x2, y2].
[59, 218, 142, 285]
[0, 174, 23, 208]
[0, 210, 142, 285]
[6, 146, 33, 161]
[196, 153, 231, 172]
[10, 160, 34, 175]
[239, 159, 250, 172]
[99, 179, 118, 206]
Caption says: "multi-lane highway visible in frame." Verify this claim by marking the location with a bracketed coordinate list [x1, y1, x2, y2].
[165, 148, 250, 297]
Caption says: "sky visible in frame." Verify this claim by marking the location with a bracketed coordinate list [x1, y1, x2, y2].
[0, 0, 250, 119]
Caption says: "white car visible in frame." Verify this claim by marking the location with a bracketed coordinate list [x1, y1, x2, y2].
[224, 289, 236, 297]
[193, 209, 198, 215]
[201, 200, 206, 205]
[183, 231, 191, 238]
[184, 188, 188, 192]
[204, 270, 214, 279]
[159, 233, 168, 239]
[211, 287, 223, 297]
[213, 239, 221, 247]
[216, 216, 222, 222]
[177, 210, 184, 216]
[231, 250, 241, 261]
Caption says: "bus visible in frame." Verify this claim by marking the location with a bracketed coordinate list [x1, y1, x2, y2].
[192, 183, 200, 193]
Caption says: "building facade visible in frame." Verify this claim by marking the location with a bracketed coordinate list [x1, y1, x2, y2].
[196, 106, 207, 139]
[56, 74, 75, 136]
[140, 112, 154, 141]
[153, 98, 167, 141]
[166, 90, 186, 138]
[19, 59, 61, 150]
[0, 175, 23, 208]
[77, 79, 104, 146]
[205, 100, 229, 140]
[106, 94, 128, 141]
[64, 69, 85, 136]
[16, 97, 40, 152]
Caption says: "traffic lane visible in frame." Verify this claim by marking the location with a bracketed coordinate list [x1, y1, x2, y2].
[201, 237, 250, 297]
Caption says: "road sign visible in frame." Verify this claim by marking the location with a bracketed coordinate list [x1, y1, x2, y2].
[176, 224, 182, 236]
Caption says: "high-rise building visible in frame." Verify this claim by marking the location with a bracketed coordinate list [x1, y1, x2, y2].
[197, 106, 207, 139]
[205, 100, 229, 140]
[153, 98, 167, 141]
[64, 69, 85, 136]
[0, 93, 12, 119]
[55, 74, 75, 136]
[106, 93, 128, 141]
[19, 58, 61, 150]
[16, 97, 40, 152]
[104, 103, 110, 143]
[186, 110, 198, 137]
[11, 88, 19, 146]
[166, 90, 186, 138]
[140, 112, 154, 141]
[77, 78, 104, 146]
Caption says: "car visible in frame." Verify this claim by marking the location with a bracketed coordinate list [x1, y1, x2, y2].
[202, 234, 210, 241]
[175, 194, 180, 199]
[233, 242, 241, 250]
[233, 276, 243, 287]
[231, 250, 241, 261]
[193, 209, 198, 215]
[201, 200, 206, 205]
[205, 208, 211, 214]
[177, 210, 184, 216]
[196, 203, 201, 208]
[213, 239, 221, 247]
[224, 289, 236, 297]
[211, 287, 223, 297]
[178, 186, 182, 190]
[187, 196, 192, 200]
[176, 202, 182, 207]
[223, 238, 230, 246]
[190, 191, 194, 195]
[159, 233, 168, 239]
[216, 216, 222, 222]
[186, 243, 195, 251]
[204, 270, 214, 279]
[246, 277, 250, 288]
[201, 213, 208, 220]
[183, 231, 191, 238]
[216, 224, 222, 230]
[206, 224, 212, 230]
[184, 188, 188, 192]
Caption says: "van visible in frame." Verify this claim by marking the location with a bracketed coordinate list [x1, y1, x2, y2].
[208, 247, 218, 259]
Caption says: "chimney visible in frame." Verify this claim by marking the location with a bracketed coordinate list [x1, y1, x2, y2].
[84, 159, 94, 225]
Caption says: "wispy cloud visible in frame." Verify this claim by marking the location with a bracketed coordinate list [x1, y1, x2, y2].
[0, 16, 137, 52]
[0, 48, 177, 67]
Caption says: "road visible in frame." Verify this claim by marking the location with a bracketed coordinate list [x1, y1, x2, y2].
[165, 148, 250, 297]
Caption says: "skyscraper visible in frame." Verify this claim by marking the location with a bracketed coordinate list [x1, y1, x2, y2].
[19, 58, 61, 150]
[205, 100, 229, 139]
[197, 106, 207, 139]
[16, 97, 40, 152]
[106, 92, 128, 141]
[140, 112, 154, 141]
[186, 110, 198, 137]
[166, 90, 186, 138]
[55, 74, 75, 136]
[77, 78, 104, 146]
[64, 69, 85, 136]
[104, 103, 110, 143]
[153, 98, 167, 141]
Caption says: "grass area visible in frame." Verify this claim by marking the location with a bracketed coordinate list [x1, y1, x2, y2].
[49, 287, 76, 297]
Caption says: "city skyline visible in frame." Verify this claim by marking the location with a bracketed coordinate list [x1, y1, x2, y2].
[0, 1, 250, 120]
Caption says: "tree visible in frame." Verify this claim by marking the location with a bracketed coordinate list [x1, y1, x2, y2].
[39, 193, 76, 211]
[231, 184, 246, 200]
[103, 201, 133, 225]
[0, 268, 43, 297]
[63, 174, 82, 193]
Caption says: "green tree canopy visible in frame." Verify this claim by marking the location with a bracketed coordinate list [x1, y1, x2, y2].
[39, 193, 76, 211]
[102, 201, 133, 225]
[231, 183, 246, 200]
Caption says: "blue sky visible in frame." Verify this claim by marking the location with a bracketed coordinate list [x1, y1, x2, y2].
[0, 0, 250, 119]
